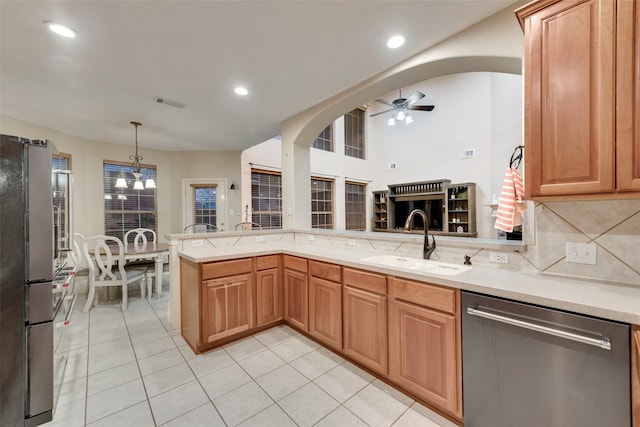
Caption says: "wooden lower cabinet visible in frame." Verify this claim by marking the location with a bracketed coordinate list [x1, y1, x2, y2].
[343, 267, 388, 375]
[202, 273, 253, 342]
[180, 257, 255, 354]
[633, 325, 640, 427]
[309, 276, 342, 349]
[283, 256, 308, 331]
[256, 255, 281, 327]
[388, 278, 461, 418]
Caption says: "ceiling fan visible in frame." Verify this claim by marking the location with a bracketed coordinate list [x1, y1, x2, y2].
[370, 90, 435, 124]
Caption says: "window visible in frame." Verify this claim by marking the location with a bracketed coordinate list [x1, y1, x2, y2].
[345, 181, 366, 231]
[251, 169, 282, 229]
[52, 153, 72, 251]
[312, 124, 333, 151]
[191, 184, 216, 226]
[103, 161, 157, 241]
[344, 107, 365, 159]
[52, 152, 71, 170]
[311, 177, 333, 229]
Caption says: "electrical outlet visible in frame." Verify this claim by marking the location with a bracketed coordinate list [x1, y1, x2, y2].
[191, 239, 203, 247]
[489, 252, 508, 263]
[308, 235, 315, 241]
[255, 236, 264, 242]
[566, 242, 597, 265]
[347, 239, 356, 246]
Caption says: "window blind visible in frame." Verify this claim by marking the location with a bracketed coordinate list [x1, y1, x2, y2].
[344, 107, 365, 159]
[191, 183, 217, 226]
[103, 161, 157, 242]
[311, 177, 334, 229]
[312, 124, 333, 152]
[345, 181, 366, 231]
[251, 169, 282, 229]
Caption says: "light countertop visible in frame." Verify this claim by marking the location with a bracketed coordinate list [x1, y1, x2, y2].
[179, 242, 640, 325]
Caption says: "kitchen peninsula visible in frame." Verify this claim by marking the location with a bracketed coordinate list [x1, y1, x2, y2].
[171, 229, 640, 425]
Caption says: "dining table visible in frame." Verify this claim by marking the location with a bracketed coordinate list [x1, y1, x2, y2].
[111, 242, 170, 298]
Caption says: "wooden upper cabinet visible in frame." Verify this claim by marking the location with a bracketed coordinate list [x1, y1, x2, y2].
[617, 0, 640, 192]
[518, 0, 616, 197]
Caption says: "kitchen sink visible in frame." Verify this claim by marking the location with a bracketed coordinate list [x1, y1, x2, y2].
[360, 254, 471, 276]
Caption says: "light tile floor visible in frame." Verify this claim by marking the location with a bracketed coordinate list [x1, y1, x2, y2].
[46, 281, 457, 427]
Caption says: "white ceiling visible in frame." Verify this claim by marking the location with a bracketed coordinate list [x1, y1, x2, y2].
[0, 0, 518, 152]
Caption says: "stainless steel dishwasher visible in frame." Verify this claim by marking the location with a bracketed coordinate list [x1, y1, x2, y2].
[462, 291, 630, 427]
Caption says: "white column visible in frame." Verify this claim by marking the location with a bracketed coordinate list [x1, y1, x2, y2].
[281, 131, 311, 229]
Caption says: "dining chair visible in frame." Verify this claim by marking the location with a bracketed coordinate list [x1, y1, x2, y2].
[235, 221, 262, 231]
[82, 235, 146, 312]
[124, 228, 157, 245]
[183, 223, 217, 233]
[123, 228, 158, 295]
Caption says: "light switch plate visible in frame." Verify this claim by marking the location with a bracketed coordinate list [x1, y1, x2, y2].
[566, 242, 597, 265]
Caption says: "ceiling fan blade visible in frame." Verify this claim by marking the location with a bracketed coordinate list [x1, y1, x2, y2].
[405, 91, 425, 107]
[370, 108, 395, 117]
[409, 105, 435, 111]
[374, 98, 394, 106]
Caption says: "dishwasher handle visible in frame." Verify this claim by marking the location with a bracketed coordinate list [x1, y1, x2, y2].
[467, 307, 611, 350]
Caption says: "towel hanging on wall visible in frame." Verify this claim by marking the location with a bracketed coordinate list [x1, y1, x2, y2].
[495, 167, 527, 232]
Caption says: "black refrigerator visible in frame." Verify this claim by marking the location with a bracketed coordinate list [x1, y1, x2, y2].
[0, 134, 54, 426]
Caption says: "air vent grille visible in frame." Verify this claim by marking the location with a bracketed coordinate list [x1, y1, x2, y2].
[153, 96, 187, 109]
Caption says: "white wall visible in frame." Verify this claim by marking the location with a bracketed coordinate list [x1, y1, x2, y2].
[0, 115, 243, 240]
[243, 72, 522, 237]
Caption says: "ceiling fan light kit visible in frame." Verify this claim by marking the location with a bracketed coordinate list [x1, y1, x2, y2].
[371, 89, 434, 125]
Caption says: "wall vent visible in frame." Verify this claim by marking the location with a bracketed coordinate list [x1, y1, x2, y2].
[461, 149, 476, 158]
[153, 96, 187, 109]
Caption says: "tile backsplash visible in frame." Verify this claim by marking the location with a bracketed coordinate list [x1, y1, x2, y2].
[523, 199, 640, 286]
[171, 198, 639, 287]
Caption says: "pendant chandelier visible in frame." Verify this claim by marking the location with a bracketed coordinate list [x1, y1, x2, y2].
[115, 121, 156, 190]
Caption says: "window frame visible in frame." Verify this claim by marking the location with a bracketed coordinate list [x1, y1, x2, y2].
[190, 183, 217, 227]
[312, 124, 334, 152]
[345, 181, 367, 231]
[182, 178, 228, 232]
[103, 160, 158, 242]
[311, 176, 334, 229]
[344, 107, 366, 159]
[251, 168, 283, 230]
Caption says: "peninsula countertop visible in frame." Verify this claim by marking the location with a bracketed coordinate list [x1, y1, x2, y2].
[178, 242, 640, 325]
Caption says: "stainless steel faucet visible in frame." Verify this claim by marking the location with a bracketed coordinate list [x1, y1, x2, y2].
[403, 209, 436, 260]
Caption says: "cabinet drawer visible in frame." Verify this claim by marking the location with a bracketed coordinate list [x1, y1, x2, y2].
[202, 258, 252, 280]
[344, 267, 386, 295]
[256, 255, 278, 271]
[389, 277, 456, 314]
[309, 260, 341, 283]
[283, 255, 308, 273]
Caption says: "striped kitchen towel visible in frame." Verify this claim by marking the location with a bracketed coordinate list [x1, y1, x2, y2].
[495, 167, 527, 233]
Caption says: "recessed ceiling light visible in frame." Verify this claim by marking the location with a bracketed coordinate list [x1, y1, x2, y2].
[387, 35, 404, 49]
[235, 87, 249, 96]
[45, 21, 78, 38]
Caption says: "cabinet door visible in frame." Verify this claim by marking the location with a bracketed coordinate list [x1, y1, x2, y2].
[617, 0, 640, 192]
[256, 267, 281, 327]
[283, 268, 308, 331]
[522, 0, 615, 197]
[308, 277, 342, 349]
[389, 299, 459, 415]
[201, 273, 253, 343]
[343, 286, 387, 374]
